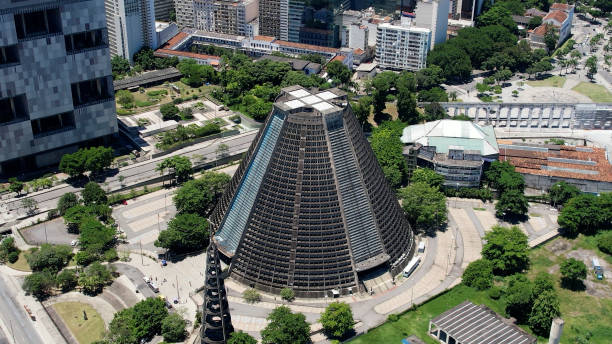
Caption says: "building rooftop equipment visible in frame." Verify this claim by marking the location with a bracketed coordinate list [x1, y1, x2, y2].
[401, 120, 499, 157]
[430, 301, 537, 344]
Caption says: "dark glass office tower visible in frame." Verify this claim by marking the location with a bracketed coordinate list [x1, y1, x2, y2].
[210, 86, 415, 298]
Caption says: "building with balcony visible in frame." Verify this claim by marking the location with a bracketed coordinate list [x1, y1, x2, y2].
[376, 22, 430, 71]
[400, 120, 499, 188]
[105, 0, 158, 63]
[0, 0, 117, 175]
[209, 85, 415, 297]
[194, 0, 258, 36]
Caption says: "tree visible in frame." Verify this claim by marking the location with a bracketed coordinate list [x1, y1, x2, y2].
[157, 156, 192, 184]
[416, 65, 445, 90]
[529, 290, 561, 336]
[79, 218, 115, 254]
[57, 193, 79, 216]
[108, 297, 168, 343]
[548, 181, 580, 207]
[320, 302, 354, 339]
[161, 313, 187, 342]
[423, 102, 447, 121]
[560, 257, 587, 290]
[477, 6, 516, 33]
[228, 331, 257, 344]
[247, 99, 273, 121]
[106, 308, 138, 344]
[82, 182, 108, 206]
[482, 226, 530, 275]
[427, 44, 472, 81]
[370, 72, 397, 115]
[21, 197, 38, 215]
[558, 193, 609, 235]
[261, 306, 311, 344]
[173, 172, 230, 216]
[399, 182, 447, 230]
[411, 168, 444, 188]
[243, 288, 261, 304]
[370, 125, 408, 188]
[504, 274, 533, 323]
[26, 244, 73, 273]
[462, 259, 494, 290]
[280, 288, 295, 302]
[111, 56, 130, 78]
[83, 147, 113, 175]
[0, 237, 19, 263]
[485, 161, 515, 189]
[155, 213, 209, 253]
[396, 73, 418, 124]
[56, 269, 78, 292]
[417, 87, 449, 102]
[78, 261, 113, 295]
[178, 59, 217, 87]
[23, 271, 56, 300]
[60, 150, 87, 177]
[533, 272, 555, 296]
[351, 96, 371, 128]
[160, 103, 180, 121]
[8, 177, 24, 195]
[494, 68, 513, 85]
[585, 56, 597, 80]
[326, 60, 351, 85]
[116, 90, 134, 107]
[528, 16, 542, 29]
[495, 189, 529, 218]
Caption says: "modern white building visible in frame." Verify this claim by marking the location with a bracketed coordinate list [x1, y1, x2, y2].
[348, 23, 368, 50]
[376, 23, 430, 71]
[105, 0, 158, 63]
[412, 0, 449, 48]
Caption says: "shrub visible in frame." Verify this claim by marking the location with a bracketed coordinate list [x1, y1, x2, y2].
[280, 288, 295, 302]
[160, 103, 180, 121]
[597, 231, 612, 255]
[387, 314, 400, 322]
[462, 259, 493, 290]
[104, 248, 119, 262]
[488, 286, 502, 299]
[320, 302, 354, 339]
[56, 269, 78, 292]
[243, 289, 261, 304]
[560, 258, 587, 290]
[47, 208, 59, 220]
[8, 251, 19, 264]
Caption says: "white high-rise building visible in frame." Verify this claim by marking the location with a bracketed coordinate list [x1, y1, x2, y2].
[194, 0, 258, 36]
[105, 0, 158, 63]
[413, 0, 448, 48]
[376, 23, 430, 71]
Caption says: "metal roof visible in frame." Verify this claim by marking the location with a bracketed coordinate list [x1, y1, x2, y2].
[431, 301, 536, 344]
[113, 67, 182, 90]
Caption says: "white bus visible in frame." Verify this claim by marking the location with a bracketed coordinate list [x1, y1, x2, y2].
[403, 256, 422, 278]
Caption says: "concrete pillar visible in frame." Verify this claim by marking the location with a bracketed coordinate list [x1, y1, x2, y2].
[548, 318, 564, 344]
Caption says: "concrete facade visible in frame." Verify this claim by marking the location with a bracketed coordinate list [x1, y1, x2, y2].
[376, 22, 430, 71]
[154, 0, 175, 21]
[105, 0, 158, 63]
[439, 102, 611, 130]
[0, 0, 117, 175]
[413, 0, 449, 48]
[194, 0, 258, 36]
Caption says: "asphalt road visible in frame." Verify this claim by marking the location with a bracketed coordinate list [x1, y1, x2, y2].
[0, 275, 43, 344]
[114, 263, 157, 299]
[3, 131, 257, 219]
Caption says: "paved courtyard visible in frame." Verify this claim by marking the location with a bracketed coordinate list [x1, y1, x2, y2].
[20, 217, 78, 246]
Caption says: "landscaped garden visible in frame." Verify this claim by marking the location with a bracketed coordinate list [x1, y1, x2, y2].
[526, 76, 566, 88]
[51, 302, 105, 344]
[349, 233, 612, 344]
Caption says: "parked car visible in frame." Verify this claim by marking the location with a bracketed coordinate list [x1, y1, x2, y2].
[593, 258, 604, 280]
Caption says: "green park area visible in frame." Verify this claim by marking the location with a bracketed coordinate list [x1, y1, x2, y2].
[52, 302, 105, 344]
[349, 235, 612, 344]
[526, 76, 566, 88]
[572, 82, 612, 102]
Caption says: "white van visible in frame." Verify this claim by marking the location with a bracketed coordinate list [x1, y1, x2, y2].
[403, 256, 422, 278]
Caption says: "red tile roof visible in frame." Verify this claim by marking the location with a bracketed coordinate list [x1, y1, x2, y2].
[550, 3, 572, 11]
[154, 49, 221, 62]
[353, 48, 365, 55]
[497, 142, 612, 183]
[162, 32, 189, 49]
[276, 40, 338, 53]
[532, 24, 549, 36]
[253, 35, 276, 42]
[329, 55, 345, 63]
[544, 10, 568, 24]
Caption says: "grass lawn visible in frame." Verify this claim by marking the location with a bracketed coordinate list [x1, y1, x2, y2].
[526, 76, 566, 88]
[350, 235, 612, 344]
[571, 82, 612, 102]
[115, 82, 220, 114]
[6, 251, 31, 272]
[52, 302, 105, 344]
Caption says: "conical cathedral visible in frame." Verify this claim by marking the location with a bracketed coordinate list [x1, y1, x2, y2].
[200, 243, 233, 344]
[210, 86, 415, 297]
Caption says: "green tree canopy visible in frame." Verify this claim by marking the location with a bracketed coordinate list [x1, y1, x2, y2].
[411, 168, 444, 188]
[548, 181, 580, 207]
[56, 269, 78, 292]
[399, 182, 447, 230]
[111, 56, 130, 78]
[416, 65, 445, 90]
[504, 274, 533, 323]
[155, 213, 210, 253]
[261, 306, 311, 344]
[528, 290, 561, 336]
[320, 302, 354, 339]
[417, 87, 449, 103]
[157, 156, 193, 184]
[533, 272, 555, 296]
[161, 313, 187, 342]
[23, 271, 56, 300]
[560, 257, 587, 290]
[462, 259, 494, 290]
[108, 297, 168, 343]
[396, 72, 418, 124]
[26, 244, 72, 273]
[495, 189, 529, 218]
[423, 102, 447, 122]
[482, 225, 530, 275]
[160, 103, 180, 121]
[477, 6, 517, 33]
[173, 172, 230, 216]
[326, 60, 352, 85]
[78, 261, 113, 295]
[228, 331, 258, 344]
[9, 178, 24, 195]
[370, 124, 408, 188]
[82, 182, 108, 206]
[351, 96, 372, 129]
[57, 193, 79, 216]
[79, 218, 115, 254]
[427, 44, 472, 81]
[558, 193, 611, 235]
